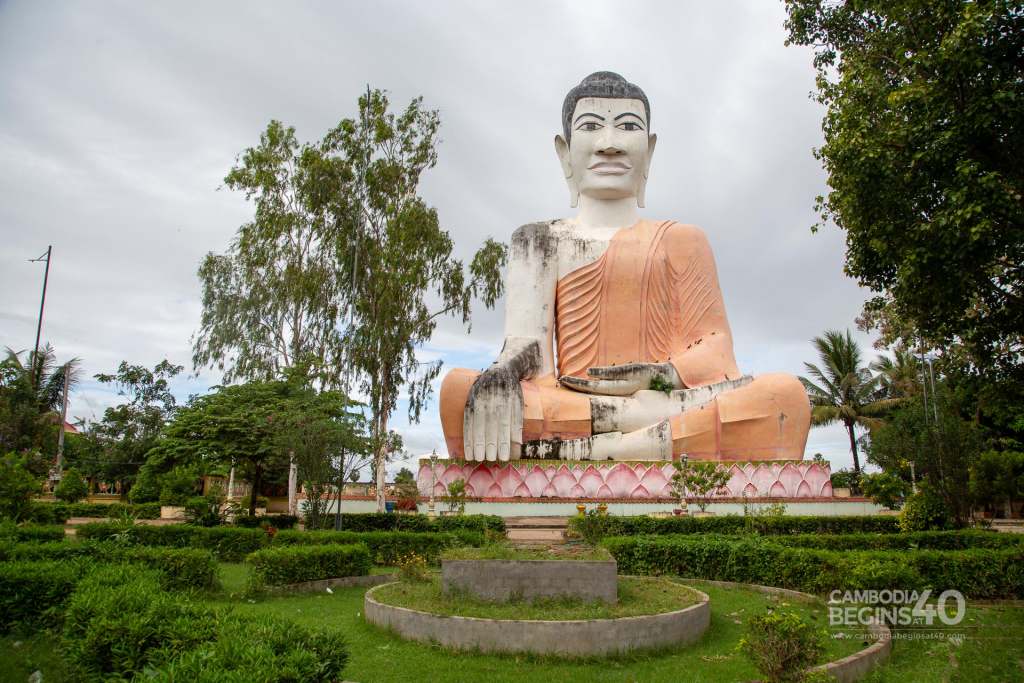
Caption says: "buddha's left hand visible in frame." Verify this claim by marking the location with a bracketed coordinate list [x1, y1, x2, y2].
[559, 362, 684, 396]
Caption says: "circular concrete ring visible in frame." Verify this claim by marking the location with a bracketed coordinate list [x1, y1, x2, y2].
[364, 579, 710, 657]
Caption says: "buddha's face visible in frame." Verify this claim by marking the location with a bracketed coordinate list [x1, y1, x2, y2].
[555, 96, 656, 207]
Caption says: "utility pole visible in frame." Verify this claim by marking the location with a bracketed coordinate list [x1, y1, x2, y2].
[30, 246, 52, 382]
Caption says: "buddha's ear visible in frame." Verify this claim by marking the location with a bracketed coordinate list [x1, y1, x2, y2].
[554, 135, 573, 179]
[637, 133, 657, 208]
[643, 134, 657, 179]
[554, 135, 579, 208]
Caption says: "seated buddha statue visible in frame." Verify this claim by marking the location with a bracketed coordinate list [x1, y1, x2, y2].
[440, 71, 810, 463]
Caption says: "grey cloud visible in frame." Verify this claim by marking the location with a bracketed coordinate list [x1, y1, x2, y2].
[0, 0, 874, 471]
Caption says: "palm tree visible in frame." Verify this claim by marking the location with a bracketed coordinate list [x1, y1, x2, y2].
[800, 330, 897, 478]
[0, 345, 81, 453]
[870, 346, 921, 400]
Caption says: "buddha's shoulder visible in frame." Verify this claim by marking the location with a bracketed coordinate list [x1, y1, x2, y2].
[511, 220, 559, 245]
[653, 220, 712, 250]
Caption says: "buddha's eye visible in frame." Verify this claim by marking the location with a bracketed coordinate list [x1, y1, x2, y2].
[576, 121, 602, 132]
[617, 121, 643, 131]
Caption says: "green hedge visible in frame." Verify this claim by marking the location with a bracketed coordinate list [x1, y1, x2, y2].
[233, 514, 299, 530]
[602, 535, 1024, 599]
[570, 514, 901, 542]
[5, 541, 218, 590]
[76, 522, 267, 561]
[22, 503, 70, 525]
[761, 530, 1024, 551]
[0, 559, 85, 631]
[247, 543, 372, 590]
[273, 529, 483, 565]
[25, 502, 162, 523]
[61, 564, 348, 682]
[316, 513, 505, 534]
[0, 521, 65, 543]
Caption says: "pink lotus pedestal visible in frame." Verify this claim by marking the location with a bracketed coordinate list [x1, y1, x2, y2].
[417, 460, 832, 501]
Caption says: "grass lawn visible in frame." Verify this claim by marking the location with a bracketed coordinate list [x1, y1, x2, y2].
[373, 575, 697, 620]
[205, 564, 863, 682]
[2, 561, 1022, 682]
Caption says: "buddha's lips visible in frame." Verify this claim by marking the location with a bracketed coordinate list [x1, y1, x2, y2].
[588, 161, 631, 174]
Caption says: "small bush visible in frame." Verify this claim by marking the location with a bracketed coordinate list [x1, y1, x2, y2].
[739, 609, 826, 683]
[900, 487, 952, 531]
[247, 543, 371, 591]
[272, 529, 483, 565]
[0, 559, 85, 631]
[53, 467, 89, 503]
[396, 552, 432, 583]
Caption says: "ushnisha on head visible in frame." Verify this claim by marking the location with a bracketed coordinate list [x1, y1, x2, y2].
[555, 71, 656, 209]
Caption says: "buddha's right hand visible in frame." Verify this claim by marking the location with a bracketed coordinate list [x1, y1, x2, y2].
[463, 364, 524, 462]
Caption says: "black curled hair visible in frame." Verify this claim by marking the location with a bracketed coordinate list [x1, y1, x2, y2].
[561, 71, 650, 142]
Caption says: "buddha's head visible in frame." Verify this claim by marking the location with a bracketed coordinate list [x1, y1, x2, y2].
[556, 71, 656, 209]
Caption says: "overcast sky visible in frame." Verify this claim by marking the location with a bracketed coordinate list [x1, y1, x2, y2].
[0, 1, 882, 477]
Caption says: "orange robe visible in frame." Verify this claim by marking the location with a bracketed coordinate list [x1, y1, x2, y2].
[440, 220, 809, 460]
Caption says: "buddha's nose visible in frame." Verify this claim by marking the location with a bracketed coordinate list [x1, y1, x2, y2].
[596, 143, 624, 155]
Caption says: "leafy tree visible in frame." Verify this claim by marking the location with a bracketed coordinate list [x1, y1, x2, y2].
[0, 345, 79, 473]
[671, 460, 731, 513]
[869, 389, 983, 526]
[326, 89, 505, 511]
[800, 330, 896, 478]
[0, 452, 41, 520]
[970, 449, 1024, 518]
[859, 471, 910, 511]
[86, 360, 183, 493]
[445, 478, 467, 514]
[193, 121, 346, 385]
[272, 379, 370, 531]
[54, 467, 88, 503]
[149, 381, 292, 516]
[394, 467, 415, 485]
[785, 0, 1024, 375]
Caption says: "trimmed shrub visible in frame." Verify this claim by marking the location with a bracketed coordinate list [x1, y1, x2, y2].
[0, 521, 65, 543]
[740, 609, 826, 683]
[0, 559, 85, 631]
[76, 522, 266, 561]
[273, 529, 483, 565]
[247, 543, 372, 591]
[570, 513, 900, 543]
[62, 564, 218, 678]
[61, 563, 349, 682]
[142, 613, 349, 683]
[602, 534, 1024, 598]
[315, 512, 505, 534]
[7, 541, 218, 591]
